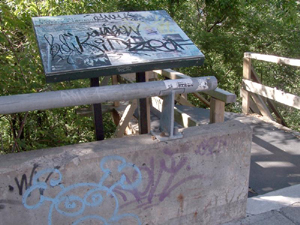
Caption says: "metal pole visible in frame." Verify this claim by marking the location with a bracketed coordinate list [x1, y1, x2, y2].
[90, 78, 104, 141]
[0, 77, 217, 115]
[136, 72, 149, 134]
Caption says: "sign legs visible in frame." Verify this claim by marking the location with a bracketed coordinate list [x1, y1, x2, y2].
[136, 72, 150, 134]
[90, 77, 104, 141]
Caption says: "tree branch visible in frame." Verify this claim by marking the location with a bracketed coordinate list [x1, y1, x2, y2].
[0, 133, 3, 152]
[12, 112, 29, 152]
[9, 116, 19, 153]
[207, 16, 226, 32]
[195, 0, 202, 23]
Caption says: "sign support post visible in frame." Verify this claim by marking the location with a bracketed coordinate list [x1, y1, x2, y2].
[136, 72, 150, 134]
[90, 77, 104, 141]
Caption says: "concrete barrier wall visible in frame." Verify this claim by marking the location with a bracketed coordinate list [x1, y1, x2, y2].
[0, 120, 252, 225]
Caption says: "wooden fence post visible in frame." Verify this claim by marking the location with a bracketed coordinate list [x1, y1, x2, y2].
[210, 98, 225, 123]
[242, 56, 251, 114]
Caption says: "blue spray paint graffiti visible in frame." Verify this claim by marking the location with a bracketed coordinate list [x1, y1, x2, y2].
[22, 155, 142, 225]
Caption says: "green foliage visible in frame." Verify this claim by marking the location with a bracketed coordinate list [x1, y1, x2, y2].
[0, 0, 120, 153]
[1, 0, 300, 154]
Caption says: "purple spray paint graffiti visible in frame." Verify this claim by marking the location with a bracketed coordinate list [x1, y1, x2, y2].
[115, 148, 206, 210]
[195, 136, 227, 156]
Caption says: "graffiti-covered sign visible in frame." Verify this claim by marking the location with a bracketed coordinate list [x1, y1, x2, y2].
[32, 10, 205, 83]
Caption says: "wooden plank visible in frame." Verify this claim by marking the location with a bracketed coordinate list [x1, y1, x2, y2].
[121, 71, 156, 83]
[174, 107, 197, 128]
[111, 108, 121, 126]
[250, 93, 274, 121]
[100, 76, 111, 86]
[114, 100, 137, 138]
[175, 94, 194, 107]
[145, 71, 158, 81]
[242, 57, 251, 114]
[181, 93, 188, 100]
[245, 52, 300, 67]
[251, 67, 288, 126]
[249, 97, 261, 114]
[204, 88, 236, 103]
[243, 79, 300, 110]
[241, 88, 249, 112]
[193, 92, 210, 107]
[250, 66, 262, 83]
[120, 73, 136, 83]
[210, 98, 225, 123]
[153, 69, 189, 79]
[241, 87, 260, 114]
[161, 69, 190, 79]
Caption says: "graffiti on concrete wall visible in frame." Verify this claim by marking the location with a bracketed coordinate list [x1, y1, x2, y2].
[12, 164, 60, 196]
[195, 136, 227, 156]
[12, 163, 39, 196]
[115, 148, 206, 210]
[20, 139, 227, 224]
[22, 155, 142, 225]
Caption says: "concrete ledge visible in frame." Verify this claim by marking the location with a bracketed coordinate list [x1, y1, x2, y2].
[0, 120, 252, 225]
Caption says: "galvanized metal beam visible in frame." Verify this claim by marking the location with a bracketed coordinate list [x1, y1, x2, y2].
[0, 77, 217, 115]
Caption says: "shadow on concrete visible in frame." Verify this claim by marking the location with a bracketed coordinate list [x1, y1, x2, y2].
[245, 121, 300, 197]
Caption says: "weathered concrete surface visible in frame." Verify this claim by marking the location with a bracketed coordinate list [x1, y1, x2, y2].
[281, 203, 300, 224]
[223, 194, 300, 225]
[247, 184, 300, 215]
[223, 184, 300, 225]
[223, 210, 296, 225]
[0, 120, 252, 225]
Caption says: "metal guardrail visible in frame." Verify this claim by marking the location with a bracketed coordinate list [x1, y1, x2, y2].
[0, 76, 217, 141]
[0, 77, 217, 115]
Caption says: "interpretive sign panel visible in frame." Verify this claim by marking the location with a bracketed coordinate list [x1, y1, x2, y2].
[32, 10, 205, 83]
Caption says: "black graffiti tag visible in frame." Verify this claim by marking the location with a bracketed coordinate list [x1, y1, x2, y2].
[128, 38, 190, 52]
[12, 164, 60, 196]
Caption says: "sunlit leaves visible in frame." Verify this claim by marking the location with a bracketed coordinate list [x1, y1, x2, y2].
[0, 0, 299, 153]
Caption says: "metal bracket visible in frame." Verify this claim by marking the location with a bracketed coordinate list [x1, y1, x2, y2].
[151, 91, 183, 141]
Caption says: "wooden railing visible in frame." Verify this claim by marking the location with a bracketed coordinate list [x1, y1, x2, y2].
[119, 69, 236, 133]
[75, 69, 236, 137]
[242, 52, 300, 125]
[154, 69, 236, 124]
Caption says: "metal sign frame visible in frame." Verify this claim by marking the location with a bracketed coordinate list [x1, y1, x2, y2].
[32, 10, 205, 83]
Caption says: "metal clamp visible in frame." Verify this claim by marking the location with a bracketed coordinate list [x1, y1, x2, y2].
[151, 91, 183, 141]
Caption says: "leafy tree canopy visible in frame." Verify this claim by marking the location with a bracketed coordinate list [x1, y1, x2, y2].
[0, 0, 299, 153]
